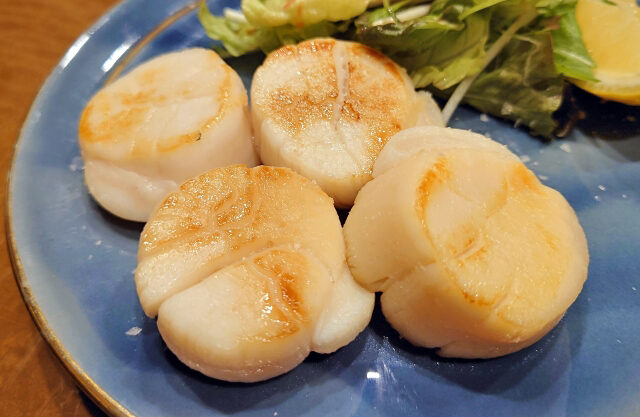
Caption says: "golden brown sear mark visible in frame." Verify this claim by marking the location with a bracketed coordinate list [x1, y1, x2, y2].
[342, 53, 407, 155]
[297, 38, 336, 55]
[351, 43, 405, 84]
[141, 166, 253, 253]
[254, 250, 306, 319]
[252, 165, 295, 182]
[79, 60, 238, 157]
[265, 87, 336, 135]
[461, 290, 493, 307]
[249, 250, 315, 342]
[414, 157, 451, 224]
[509, 163, 542, 192]
[261, 38, 408, 150]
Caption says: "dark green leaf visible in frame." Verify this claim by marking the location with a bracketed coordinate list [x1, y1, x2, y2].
[536, 0, 577, 16]
[550, 10, 597, 81]
[462, 33, 565, 137]
[355, 5, 490, 89]
[460, 0, 512, 19]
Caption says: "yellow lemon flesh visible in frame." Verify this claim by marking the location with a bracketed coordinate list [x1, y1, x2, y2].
[574, 0, 640, 105]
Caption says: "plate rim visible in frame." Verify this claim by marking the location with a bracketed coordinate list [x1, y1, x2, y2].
[5, 1, 199, 416]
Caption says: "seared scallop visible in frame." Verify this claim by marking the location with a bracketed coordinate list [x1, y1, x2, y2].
[373, 125, 519, 176]
[344, 129, 588, 358]
[136, 165, 374, 382]
[79, 48, 258, 222]
[250, 38, 443, 207]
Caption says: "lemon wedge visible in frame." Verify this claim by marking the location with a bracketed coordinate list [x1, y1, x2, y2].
[574, 0, 640, 105]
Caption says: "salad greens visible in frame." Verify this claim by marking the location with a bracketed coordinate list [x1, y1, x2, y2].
[240, 0, 369, 27]
[463, 32, 565, 135]
[198, 6, 349, 56]
[199, 0, 597, 137]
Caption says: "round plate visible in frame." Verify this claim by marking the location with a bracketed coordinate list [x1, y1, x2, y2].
[8, 1, 640, 416]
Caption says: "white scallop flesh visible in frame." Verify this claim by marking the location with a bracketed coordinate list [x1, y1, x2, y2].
[344, 143, 588, 358]
[79, 48, 258, 222]
[374, 126, 520, 177]
[250, 38, 444, 207]
[137, 165, 374, 382]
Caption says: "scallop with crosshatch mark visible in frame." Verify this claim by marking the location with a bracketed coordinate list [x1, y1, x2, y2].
[136, 165, 374, 382]
[344, 127, 589, 358]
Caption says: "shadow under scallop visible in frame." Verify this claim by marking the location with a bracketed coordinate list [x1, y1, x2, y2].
[87, 192, 372, 416]
[158, 328, 371, 416]
[367, 289, 586, 411]
[92, 197, 145, 238]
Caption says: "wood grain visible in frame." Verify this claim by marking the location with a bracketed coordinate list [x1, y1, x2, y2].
[0, 1, 119, 416]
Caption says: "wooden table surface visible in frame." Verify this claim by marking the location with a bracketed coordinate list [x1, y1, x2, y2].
[0, 1, 118, 415]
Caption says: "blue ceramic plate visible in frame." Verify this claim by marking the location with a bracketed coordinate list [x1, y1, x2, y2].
[8, 1, 640, 416]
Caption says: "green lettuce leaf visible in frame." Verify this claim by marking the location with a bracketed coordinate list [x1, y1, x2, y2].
[241, 0, 369, 27]
[198, 1, 348, 56]
[459, 0, 513, 19]
[406, 15, 490, 89]
[462, 32, 565, 137]
[198, 2, 271, 56]
[354, 1, 492, 89]
[354, 0, 591, 135]
[549, 10, 597, 81]
[358, 0, 413, 25]
[535, 0, 577, 16]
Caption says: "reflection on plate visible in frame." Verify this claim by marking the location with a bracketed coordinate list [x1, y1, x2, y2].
[8, 0, 640, 416]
